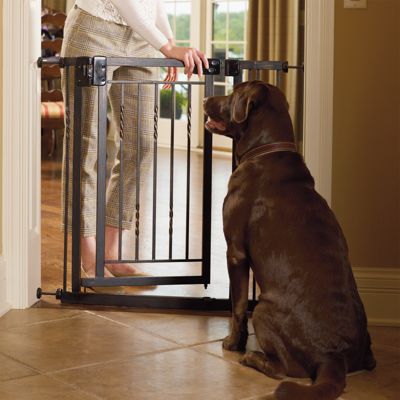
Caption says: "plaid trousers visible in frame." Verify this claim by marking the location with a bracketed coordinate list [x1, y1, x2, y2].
[61, 6, 157, 236]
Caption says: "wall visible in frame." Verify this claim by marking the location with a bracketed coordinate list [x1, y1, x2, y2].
[0, 0, 3, 255]
[332, 0, 400, 270]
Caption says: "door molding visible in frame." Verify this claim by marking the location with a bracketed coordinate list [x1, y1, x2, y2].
[1, 0, 334, 309]
[2, 0, 41, 309]
[303, 0, 335, 204]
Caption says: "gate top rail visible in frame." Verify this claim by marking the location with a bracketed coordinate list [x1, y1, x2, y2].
[37, 56, 221, 74]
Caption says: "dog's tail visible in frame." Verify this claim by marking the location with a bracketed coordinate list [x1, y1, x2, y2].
[274, 356, 346, 400]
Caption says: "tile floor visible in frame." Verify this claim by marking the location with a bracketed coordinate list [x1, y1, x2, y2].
[0, 306, 399, 399]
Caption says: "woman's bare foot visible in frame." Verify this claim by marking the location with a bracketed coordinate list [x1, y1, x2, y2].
[104, 226, 146, 276]
[81, 235, 115, 277]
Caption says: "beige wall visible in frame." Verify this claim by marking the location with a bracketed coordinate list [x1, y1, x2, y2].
[0, 0, 3, 255]
[332, 0, 400, 268]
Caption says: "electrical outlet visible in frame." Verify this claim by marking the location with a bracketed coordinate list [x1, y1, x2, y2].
[344, 0, 367, 9]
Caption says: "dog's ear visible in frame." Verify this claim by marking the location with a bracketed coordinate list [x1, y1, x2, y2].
[231, 91, 253, 124]
[231, 82, 288, 123]
[231, 82, 265, 123]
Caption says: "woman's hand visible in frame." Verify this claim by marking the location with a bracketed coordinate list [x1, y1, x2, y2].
[160, 42, 209, 79]
[162, 66, 177, 90]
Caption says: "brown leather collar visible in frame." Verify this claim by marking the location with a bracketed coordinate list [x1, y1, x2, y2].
[238, 141, 297, 165]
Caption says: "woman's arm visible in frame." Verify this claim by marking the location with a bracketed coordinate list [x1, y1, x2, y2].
[156, 0, 173, 41]
[111, 0, 169, 50]
[111, 0, 209, 77]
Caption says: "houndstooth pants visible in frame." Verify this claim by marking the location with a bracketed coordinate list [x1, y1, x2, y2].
[61, 6, 157, 236]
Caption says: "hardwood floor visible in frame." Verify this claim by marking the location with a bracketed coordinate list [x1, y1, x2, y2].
[41, 147, 234, 299]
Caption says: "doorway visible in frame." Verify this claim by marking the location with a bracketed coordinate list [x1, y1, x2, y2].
[1, 0, 334, 309]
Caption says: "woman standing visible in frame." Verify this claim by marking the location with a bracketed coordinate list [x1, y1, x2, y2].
[61, 0, 208, 278]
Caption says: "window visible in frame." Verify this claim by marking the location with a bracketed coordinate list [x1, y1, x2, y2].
[158, 0, 202, 148]
[158, 0, 249, 149]
[206, 0, 249, 149]
[160, 1, 193, 122]
[209, 0, 248, 96]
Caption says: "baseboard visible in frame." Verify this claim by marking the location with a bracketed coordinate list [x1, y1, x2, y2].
[353, 267, 400, 327]
[0, 256, 11, 317]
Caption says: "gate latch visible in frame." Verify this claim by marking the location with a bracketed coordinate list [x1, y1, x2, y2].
[76, 56, 107, 87]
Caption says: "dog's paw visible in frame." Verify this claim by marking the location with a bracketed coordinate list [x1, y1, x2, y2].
[222, 334, 246, 351]
[239, 352, 253, 366]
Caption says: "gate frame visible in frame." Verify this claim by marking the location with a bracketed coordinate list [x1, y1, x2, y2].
[36, 56, 300, 312]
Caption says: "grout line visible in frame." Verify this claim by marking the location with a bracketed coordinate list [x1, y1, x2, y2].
[0, 350, 44, 376]
[46, 346, 183, 376]
[86, 311, 189, 347]
[0, 312, 85, 332]
[44, 373, 106, 400]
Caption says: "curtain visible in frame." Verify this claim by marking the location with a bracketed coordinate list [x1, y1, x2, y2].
[247, 0, 304, 145]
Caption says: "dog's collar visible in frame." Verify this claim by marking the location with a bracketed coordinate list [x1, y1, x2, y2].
[238, 142, 297, 164]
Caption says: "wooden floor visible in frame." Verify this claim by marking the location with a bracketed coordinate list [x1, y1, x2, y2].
[41, 147, 234, 300]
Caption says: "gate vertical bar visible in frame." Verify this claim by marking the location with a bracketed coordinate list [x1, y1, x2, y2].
[135, 84, 141, 260]
[95, 83, 108, 277]
[71, 64, 84, 293]
[232, 72, 243, 171]
[169, 85, 176, 259]
[63, 64, 71, 293]
[152, 83, 159, 260]
[185, 84, 192, 259]
[202, 74, 214, 286]
[118, 84, 125, 260]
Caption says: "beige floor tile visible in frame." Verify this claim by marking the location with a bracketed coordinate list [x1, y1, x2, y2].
[53, 347, 277, 400]
[369, 326, 400, 348]
[94, 310, 233, 345]
[0, 308, 82, 331]
[192, 334, 261, 364]
[381, 379, 400, 399]
[342, 362, 399, 400]
[0, 374, 102, 400]
[372, 344, 400, 367]
[0, 353, 39, 382]
[0, 313, 177, 373]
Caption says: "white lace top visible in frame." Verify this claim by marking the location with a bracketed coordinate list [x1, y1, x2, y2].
[74, 0, 173, 49]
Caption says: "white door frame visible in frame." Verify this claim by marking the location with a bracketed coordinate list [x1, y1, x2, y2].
[1, 0, 334, 310]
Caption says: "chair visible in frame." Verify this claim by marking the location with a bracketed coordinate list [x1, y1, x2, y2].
[40, 10, 66, 157]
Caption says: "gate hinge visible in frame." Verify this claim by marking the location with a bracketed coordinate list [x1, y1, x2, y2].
[225, 59, 241, 76]
[76, 56, 107, 87]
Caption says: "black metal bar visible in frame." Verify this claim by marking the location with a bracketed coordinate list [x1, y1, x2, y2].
[95, 84, 108, 278]
[104, 258, 202, 264]
[108, 80, 205, 86]
[61, 291, 257, 312]
[232, 73, 243, 171]
[71, 66, 83, 294]
[276, 70, 281, 88]
[106, 58, 220, 75]
[185, 85, 192, 259]
[118, 84, 125, 261]
[38, 56, 223, 75]
[152, 84, 159, 260]
[135, 84, 141, 260]
[202, 74, 214, 287]
[168, 85, 176, 259]
[82, 275, 206, 287]
[238, 60, 289, 72]
[62, 65, 71, 293]
[252, 273, 256, 300]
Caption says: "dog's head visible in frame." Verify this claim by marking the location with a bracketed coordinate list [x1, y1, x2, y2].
[204, 80, 293, 145]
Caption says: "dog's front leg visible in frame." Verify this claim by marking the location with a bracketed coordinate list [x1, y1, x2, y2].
[223, 245, 250, 351]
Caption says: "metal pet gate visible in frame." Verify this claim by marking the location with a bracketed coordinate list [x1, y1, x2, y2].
[37, 56, 301, 311]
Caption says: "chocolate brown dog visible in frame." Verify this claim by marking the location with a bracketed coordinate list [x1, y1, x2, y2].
[204, 81, 376, 400]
